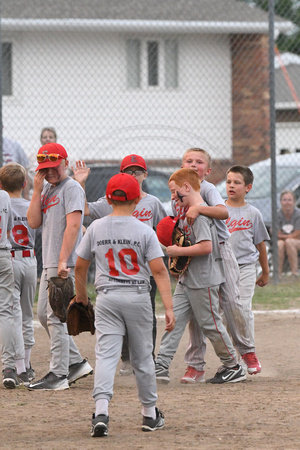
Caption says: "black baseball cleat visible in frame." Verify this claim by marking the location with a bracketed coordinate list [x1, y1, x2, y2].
[2, 368, 19, 389]
[27, 372, 69, 390]
[142, 408, 165, 432]
[26, 363, 36, 382]
[206, 364, 246, 384]
[17, 371, 30, 387]
[91, 414, 109, 437]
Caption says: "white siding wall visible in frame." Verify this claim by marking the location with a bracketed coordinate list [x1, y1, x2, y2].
[276, 122, 300, 153]
[3, 30, 232, 163]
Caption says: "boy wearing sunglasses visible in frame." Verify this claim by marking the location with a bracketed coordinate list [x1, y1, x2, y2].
[73, 155, 167, 375]
[27, 143, 93, 390]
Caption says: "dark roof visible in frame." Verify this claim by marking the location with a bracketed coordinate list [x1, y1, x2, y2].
[0, 0, 287, 23]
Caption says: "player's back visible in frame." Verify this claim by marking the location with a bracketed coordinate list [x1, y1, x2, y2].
[77, 215, 164, 290]
[9, 197, 36, 250]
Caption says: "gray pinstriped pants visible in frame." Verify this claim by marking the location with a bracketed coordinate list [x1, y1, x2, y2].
[93, 286, 157, 408]
[156, 282, 238, 371]
[0, 250, 15, 369]
[185, 241, 254, 371]
[37, 267, 83, 376]
[12, 252, 37, 361]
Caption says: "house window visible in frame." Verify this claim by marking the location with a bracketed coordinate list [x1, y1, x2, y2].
[147, 41, 159, 86]
[2, 43, 12, 96]
[126, 39, 141, 88]
[165, 39, 178, 88]
[126, 39, 178, 89]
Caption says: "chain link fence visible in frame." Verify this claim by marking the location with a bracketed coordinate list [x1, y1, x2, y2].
[1, 0, 300, 278]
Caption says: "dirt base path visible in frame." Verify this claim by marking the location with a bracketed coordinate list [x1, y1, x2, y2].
[1, 312, 300, 449]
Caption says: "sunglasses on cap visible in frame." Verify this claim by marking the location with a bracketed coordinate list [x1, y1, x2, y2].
[36, 154, 64, 163]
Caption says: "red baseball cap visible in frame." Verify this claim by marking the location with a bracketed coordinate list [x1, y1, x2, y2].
[106, 173, 141, 202]
[36, 143, 68, 171]
[156, 216, 179, 247]
[120, 154, 147, 171]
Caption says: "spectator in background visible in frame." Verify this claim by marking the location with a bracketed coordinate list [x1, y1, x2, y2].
[40, 127, 57, 146]
[2, 136, 32, 199]
[278, 190, 300, 279]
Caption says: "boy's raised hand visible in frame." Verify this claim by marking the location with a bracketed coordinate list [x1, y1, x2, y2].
[34, 169, 46, 193]
[71, 160, 90, 187]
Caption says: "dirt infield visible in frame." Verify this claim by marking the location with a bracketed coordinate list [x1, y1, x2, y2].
[1, 311, 300, 449]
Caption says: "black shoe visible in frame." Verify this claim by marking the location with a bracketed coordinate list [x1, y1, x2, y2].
[68, 358, 93, 385]
[91, 414, 109, 437]
[17, 371, 30, 386]
[142, 408, 165, 432]
[2, 368, 19, 389]
[26, 363, 36, 382]
[28, 371, 69, 391]
[206, 364, 246, 384]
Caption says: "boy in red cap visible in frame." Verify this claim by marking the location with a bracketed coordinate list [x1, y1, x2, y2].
[27, 143, 93, 390]
[74, 172, 175, 437]
[73, 154, 167, 375]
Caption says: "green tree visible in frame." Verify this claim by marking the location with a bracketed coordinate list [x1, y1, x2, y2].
[238, 0, 300, 54]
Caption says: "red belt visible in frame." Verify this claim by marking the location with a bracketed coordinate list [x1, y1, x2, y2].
[11, 250, 36, 257]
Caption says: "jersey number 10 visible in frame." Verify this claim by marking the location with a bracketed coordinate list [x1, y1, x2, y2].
[105, 248, 140, 276]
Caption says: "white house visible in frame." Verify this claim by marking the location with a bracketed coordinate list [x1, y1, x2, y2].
[1, 0, 293, 168]
[275, 52, 300, 154]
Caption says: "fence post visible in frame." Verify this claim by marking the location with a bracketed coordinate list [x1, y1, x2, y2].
[268, 0, 278, 283]
[0, 5, 3, 167]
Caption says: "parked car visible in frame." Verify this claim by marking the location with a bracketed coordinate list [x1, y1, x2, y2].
[84, 164, 172, 215]
[216, 153, 300, 230]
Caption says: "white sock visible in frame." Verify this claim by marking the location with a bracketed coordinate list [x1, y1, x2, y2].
[95, 399, 109, 417]
[15, 359, 26, 375]
[25, 349, 31, 369]
[142, 406, 156, 419]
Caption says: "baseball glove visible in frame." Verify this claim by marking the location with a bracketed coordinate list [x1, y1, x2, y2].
[47, 276, 74, 323]
[168, 225, 192, 277]
[66, 296, 95, 336]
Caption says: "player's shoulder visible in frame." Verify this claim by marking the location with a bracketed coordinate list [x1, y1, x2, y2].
[141, 193, 165, 207]
[0, 189, 10, 201]
[3, 136, 18, 148]
[201, 179, 216, 191]
[244, 202, 261, 214]
[244, 202, 266, 222]
[11, 197, 30, 207]
[144, 192, 160, 201]
[196, 209, 213, 225]
[64, 176, 85, 193]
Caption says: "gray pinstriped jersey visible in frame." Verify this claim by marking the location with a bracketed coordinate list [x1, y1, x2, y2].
[88, 193, 167, 230]
[0, 190, 13, 249]
[9, 197, 36, 250]
[76, 215, 164, 290]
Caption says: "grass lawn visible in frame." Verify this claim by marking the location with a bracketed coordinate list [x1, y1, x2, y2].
[34, 275, 300, 315]
[154, 276, 300, 315]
